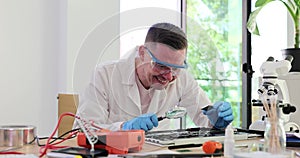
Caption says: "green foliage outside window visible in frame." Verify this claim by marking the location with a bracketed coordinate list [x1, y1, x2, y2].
[186, 0, 242, 127]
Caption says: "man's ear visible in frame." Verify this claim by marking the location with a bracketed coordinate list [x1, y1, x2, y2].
[138, 46, 146, 61]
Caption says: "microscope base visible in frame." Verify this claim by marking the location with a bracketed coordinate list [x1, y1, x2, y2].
[249, 120, 300, 133]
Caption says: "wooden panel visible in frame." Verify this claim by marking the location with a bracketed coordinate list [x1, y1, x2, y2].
[57, 93, 78, 137]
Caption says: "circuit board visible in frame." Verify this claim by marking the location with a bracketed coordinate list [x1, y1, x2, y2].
[145, 127, 259, 146]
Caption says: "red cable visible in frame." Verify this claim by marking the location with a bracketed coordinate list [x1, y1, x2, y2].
[51, 130, 78, 146]
[39, 132, 78, 153]
[0, 151, 24, 155]
[39, 112, 76, 157]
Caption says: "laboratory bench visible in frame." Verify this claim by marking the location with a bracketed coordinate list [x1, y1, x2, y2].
[0, 136, 299, 158]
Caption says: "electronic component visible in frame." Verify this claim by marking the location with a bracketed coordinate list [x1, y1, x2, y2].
[50, 147, 108, 158]
[75, 114, 99, 152]
[77, 130, 145, 154]
[145, 127, 260, 146]
[201, 105, 213, 111]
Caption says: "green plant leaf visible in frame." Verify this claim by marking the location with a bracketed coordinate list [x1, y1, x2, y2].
[293, 0, 300, 8]
[247, 0, 281, 36]
[247, 8, 263, 35]
[255, 0, 274, 7]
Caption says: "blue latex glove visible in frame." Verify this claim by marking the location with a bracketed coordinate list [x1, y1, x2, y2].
[122, 113, 158, 131]
[202, 101, 234, 129]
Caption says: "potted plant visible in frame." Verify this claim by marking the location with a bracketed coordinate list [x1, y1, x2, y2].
[247, 0, 300, 72]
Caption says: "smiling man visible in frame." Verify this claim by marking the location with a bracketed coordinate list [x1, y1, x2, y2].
[136, 43, 187, 90]
[74, 23, 234, 131]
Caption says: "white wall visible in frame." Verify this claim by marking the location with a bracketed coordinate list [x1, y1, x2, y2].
[119, 0, 182, 56]
[67, 0, 120, 94]
[0, 0, 181, 136]
[0, 0, 119, 136]
[0, 0, 65, 136]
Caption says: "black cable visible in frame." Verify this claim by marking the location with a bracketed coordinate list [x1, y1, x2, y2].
[35, 128, 80, 146]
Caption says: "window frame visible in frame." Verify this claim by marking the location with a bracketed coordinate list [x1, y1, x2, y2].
[182, 0, 252, 128]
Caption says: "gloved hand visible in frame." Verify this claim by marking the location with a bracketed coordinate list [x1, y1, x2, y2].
[202, 101, 234, 129]
[122, 113, 158, 131]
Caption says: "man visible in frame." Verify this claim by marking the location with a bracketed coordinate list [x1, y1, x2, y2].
[75, 22, 233, 131]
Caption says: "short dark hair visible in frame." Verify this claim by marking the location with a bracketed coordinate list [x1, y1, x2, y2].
[145, 23, 187, 50]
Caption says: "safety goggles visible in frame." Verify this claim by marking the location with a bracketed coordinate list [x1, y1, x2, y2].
[144, 47, 188, 76]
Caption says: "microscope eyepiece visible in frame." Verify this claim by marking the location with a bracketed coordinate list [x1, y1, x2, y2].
[285, 55, 293, 62]
[266, 56, 274, 61]
[281, 104, 296, 114]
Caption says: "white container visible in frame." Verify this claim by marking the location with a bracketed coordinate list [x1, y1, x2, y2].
[224, 123, 235, 158]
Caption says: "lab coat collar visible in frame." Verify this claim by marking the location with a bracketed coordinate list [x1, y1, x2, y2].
[118, 47, 138, 86]
[148, 90, 167, 113]
[117, 47, 141, 110]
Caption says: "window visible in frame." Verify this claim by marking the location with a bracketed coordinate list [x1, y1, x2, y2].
[120, 0, 181, 57]
[120, 0, 244, 128]
[186, 0, 243, 127]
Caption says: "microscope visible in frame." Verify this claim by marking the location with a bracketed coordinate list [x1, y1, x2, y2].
[250, 56, 299, 133]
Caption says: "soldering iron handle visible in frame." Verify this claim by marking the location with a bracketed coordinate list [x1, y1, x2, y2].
[158, 116, 165, 121]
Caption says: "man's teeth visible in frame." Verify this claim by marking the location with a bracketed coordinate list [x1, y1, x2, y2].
[157, 77, 167, 83]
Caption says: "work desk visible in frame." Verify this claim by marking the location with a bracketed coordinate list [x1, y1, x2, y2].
[1, 137, 299, 158]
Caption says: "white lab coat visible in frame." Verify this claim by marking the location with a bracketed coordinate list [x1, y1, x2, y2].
[75, 47, 211, 131]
